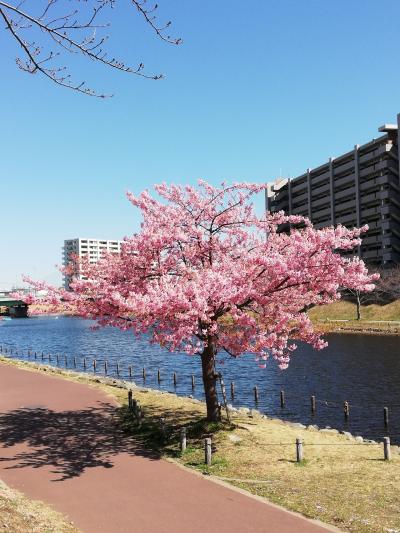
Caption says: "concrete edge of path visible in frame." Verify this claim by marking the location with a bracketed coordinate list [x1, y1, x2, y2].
[0, 357, 342, 532]
[166, 458, 343, 533]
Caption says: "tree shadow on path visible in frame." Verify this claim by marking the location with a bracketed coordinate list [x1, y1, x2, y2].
[0, 403, 160, 481]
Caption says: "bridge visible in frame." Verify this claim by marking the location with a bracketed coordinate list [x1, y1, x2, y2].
[0, 294, 28, 318]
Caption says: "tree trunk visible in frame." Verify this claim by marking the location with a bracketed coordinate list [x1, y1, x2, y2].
[356, 293, 361, 321]
[201, 340, 221, 422]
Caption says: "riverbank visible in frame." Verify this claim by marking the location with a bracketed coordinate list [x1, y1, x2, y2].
[309, 300, 400, 334]
[1, 356, 399, 533]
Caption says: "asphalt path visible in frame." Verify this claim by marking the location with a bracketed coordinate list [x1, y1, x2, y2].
[0, 362, 338, 532]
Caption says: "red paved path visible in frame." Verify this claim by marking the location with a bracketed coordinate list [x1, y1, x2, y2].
[0, 363, 337, 533]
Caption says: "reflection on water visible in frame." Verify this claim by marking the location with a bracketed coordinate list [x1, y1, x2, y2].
[0, 316, 399, 443]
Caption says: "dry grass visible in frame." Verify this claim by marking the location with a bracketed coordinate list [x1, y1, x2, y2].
[1, 356, 400, 533]
[0, 480, 78, 533]
[309, 300, 400, 334]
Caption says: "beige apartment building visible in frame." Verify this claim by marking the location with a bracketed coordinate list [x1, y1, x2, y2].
[63, 238, 123, 289]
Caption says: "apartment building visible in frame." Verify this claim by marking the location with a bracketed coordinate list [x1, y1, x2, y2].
[266, 114, 400, 266]
[63, 238, 123, 289]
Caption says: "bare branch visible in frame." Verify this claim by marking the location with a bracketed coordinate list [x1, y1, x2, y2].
[0, 0, 181, 96]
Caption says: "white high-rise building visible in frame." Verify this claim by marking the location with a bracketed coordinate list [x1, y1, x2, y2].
[63, 238, 123, 289]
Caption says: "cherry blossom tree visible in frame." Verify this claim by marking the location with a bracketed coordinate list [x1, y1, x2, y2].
[16, 181, 378, 421]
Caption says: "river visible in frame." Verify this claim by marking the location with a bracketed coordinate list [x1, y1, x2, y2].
[0, 316, 399, 443]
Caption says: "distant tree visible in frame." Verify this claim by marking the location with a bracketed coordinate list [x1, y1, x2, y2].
[374, 265, 400, 302]
[345, 288, 369, 320]
[16, 182, 378, 422]
[0, 0, 181, 97]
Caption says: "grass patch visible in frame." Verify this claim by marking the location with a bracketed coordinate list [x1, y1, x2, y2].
[1, 355, 400, 533]
[309, 300, 400, 334]
[0, 480, 78, 533]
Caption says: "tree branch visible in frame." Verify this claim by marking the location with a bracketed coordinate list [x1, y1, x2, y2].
[0, 0, 181, 95]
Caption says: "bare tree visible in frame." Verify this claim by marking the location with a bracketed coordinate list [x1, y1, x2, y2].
[0, 0, 181, 97]
[374, 265, 400, 302]
[345, 288, 369, 320]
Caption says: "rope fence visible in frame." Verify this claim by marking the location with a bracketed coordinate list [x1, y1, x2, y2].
[1, 343, 399, 440]
[125, 391, 395, 464]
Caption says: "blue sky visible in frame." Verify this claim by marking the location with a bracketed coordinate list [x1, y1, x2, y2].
[1, 0, 400, 288]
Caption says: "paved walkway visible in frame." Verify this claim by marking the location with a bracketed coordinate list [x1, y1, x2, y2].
[0, 362, 336, 533]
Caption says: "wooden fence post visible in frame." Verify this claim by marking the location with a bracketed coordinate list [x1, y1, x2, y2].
[204, 438, 212, 466]
[160, 417, 166, 440]
[142, 367, 146, 380]
[230, 381, 235, 399]
[157, 369, 161, 383]
[104, 361, 108, 374]
[128, 390, 133, 410]
[384, 407, 389, 426]
[191, 374, 195, 389]
[128, 366, 132, 379]
[173, 372, 177, 387]
[137, 406, 143, 428]
[93, 359, 97, 372]
[180, 428, 187, 452]
[296, 438, 303, 463]
[344, 401, 350, 419]
[311, 395, 316, 414]
[83, 357, 87, 370]
[116, 362, 120, 376]
[280, 390, 285, 408]
[254, 385, 259, 403]
[383, 436, 391, 461]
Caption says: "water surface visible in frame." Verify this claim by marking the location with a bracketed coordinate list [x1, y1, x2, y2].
[0, 316, 399, 443]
